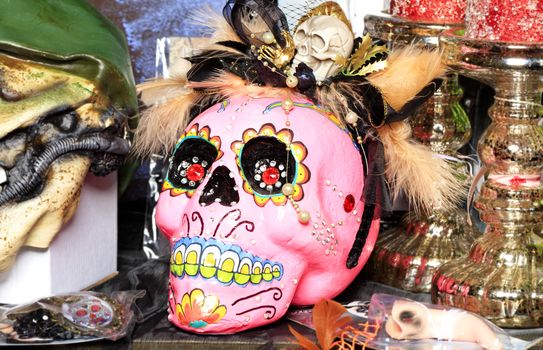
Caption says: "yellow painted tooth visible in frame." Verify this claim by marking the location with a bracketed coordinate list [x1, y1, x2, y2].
[250, 274, 263, 284]
[203, 254, 216, 266]
[170, 250, 185, 276]
[186, 251, 198, 264]
[263, 265, 273, 282]
[217, 258, 235, 284]
[272, 265, 281, 279]
[222, 258, 235, 272]
[234, 263, 251, 285]
[240, 264, 250, 275]
[175, 251, 183, 265]
[200, 246, 221, 279]
[200, 253, 217, 279]
[185, 250, 199, 276]
[234, 274, 250, 285]
[171, 263, 184, 277]
[251, 265, 262, 284]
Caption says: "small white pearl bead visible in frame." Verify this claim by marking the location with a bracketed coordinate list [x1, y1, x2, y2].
[262, 31, 275, 44]
[286, 75, 298, 88]
[346, 111, 358, 125]
[282, 183, 295, 196]
[281, 98, 294, 113]
[298, 210, 311, 224]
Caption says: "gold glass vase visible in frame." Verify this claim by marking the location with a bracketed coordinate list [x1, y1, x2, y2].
[431, 35, 543, 328]
[364, 13, 477, 293]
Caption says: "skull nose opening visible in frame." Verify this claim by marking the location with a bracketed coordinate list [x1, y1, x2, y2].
[199, 165, 239, 207]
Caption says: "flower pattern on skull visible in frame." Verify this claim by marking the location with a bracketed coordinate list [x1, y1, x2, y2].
[175, 289, 227, 329]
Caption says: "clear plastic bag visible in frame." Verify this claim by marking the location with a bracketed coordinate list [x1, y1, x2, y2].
[352, 294, 541, 350]
[0, 290, 144, 344]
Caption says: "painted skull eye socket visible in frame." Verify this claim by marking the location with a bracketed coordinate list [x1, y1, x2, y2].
[168, 138, 218, 190]
[240, 136, 296, 195]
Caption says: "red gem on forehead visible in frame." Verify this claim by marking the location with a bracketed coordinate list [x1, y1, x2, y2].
[344, 194, 355, 213]
[187, 164, 205, 182]
[262, 167, 280, 185]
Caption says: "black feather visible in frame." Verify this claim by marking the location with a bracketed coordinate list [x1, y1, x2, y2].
[385, 78, 443, 123]
[187, 50, 259, 85]
[223, 0, 290, 47]
[216, 40, 250, 54]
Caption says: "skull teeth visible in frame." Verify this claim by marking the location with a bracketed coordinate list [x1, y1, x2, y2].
[170, 237, 283, 286]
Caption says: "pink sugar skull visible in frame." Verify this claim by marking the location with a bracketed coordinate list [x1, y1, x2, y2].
[156, 96, 380, 333]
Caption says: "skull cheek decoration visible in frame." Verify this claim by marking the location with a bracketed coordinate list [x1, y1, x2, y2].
[156, 97, 379, 333]
[0, 1, 136, 271]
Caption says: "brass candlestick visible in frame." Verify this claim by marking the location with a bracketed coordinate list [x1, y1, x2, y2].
[364, 13, 477, 293]
[431, 35, 543, 328]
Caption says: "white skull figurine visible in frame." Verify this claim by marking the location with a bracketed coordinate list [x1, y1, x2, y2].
[293, 15, 354, 81]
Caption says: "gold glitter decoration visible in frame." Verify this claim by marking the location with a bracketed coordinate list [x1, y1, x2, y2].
[294, 1, 353, 34]
[258, 30, 295, 68]
[342, 34, 388, 77]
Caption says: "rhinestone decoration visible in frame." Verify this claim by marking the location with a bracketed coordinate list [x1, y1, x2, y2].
[343, 194, 355, 213]
[262, 167, 281, 185]
[62, 296, 114, 329]
[186, 164, 205, 182]
[312, 215, 340, 256]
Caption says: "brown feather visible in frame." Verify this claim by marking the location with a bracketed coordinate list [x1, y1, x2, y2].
[323, 45, 460, 213]
[189, 6, 241, 44]
[133, 70, 293, 159]
[367, 46, 446, 111]
[289, 325, 321, 350]
[137, 74, 189, 107]
[313, 300, 352, 350]
[132, 7, 248, 159]
[132, 91, 216, 158]
[315, 83, 351, 128]
[377, 121, 464, 213]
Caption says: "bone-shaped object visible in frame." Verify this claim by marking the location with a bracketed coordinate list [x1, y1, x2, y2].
[385, 299, 503, 350]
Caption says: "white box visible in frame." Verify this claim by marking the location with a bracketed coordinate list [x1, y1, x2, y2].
[0, 173, 118, 304]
